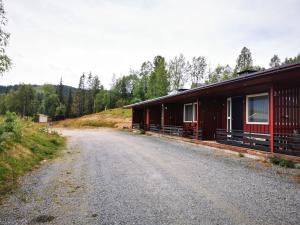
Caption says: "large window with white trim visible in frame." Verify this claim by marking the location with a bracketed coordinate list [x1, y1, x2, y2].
[246, 93, 269, 124]
[184, 103, 197, 122]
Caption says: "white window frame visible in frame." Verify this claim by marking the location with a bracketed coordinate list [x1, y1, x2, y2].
[246, 92, 269, 125]
[193, 103, 198, 122]
[183, 103, 197, 123]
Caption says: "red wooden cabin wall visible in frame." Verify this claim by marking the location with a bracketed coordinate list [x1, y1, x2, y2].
[164, 103, 184, 126]
[274, 86, 300, 134]
[149, 106, 161, 125]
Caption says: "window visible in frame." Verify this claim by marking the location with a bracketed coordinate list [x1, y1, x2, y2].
[184, 103, 197, 122]
[246, 93, 269, 124]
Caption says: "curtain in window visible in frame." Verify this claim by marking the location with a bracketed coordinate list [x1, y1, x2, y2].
[248, 95, 269, 123]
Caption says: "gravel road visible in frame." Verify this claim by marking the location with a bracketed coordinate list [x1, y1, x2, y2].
[0, 129, 299, 225]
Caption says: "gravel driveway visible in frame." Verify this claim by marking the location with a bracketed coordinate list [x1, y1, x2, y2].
[0, 129, 299, 225]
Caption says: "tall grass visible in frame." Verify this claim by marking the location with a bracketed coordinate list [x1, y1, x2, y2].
[0, 114, 65, 197]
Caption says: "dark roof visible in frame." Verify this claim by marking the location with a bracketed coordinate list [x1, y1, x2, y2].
[124, 63, 300, 108]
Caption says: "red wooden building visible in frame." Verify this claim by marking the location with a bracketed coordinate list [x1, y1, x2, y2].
[125, 63, 300, 156]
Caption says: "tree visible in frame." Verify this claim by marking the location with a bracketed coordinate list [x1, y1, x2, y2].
[269, 55, 281, 68]
[15, 84, 36, 117]
[65, 88, 73, 117]
[73, 74, 86, 116]
[188, 56, 207, 88]
[283, 53, 300, 65]
[41, 85, 60, 118]
[207, 65, 223, 83]
[146, 56, 169, 98]
[234, 47, 253, 75]
[86, 73, 94, 114]
[168, 54, 188, 91]
[132, 61, 152, 102]
[0, 0, 11, 75]
[57, 77, 64, 104]
[91, 75, 101, 112]
[221, 65, 233, 81]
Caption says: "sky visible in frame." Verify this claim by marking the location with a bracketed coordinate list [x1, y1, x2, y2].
[1, 0, 300, 88]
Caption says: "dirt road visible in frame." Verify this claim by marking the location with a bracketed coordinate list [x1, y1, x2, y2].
[0, 129, 299, 225]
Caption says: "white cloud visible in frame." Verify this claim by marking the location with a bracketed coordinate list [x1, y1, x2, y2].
[1, 0, 299, 88]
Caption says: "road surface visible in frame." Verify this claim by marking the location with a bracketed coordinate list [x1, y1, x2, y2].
[0, 129, 299, 225]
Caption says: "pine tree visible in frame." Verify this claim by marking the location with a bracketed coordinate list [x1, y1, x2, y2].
[86, 73, 94, 114]
[73, 74, 86, 116]
[57, 77, 64, 104]
[65, 88, 73, 118]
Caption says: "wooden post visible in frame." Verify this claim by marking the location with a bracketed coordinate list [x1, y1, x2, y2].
[195, 99, 199, 143]
[270, 85, 274, 153]
[131, 108, 134, 129]
[146, 108, 150, 131]
[161, 104, 164, 133]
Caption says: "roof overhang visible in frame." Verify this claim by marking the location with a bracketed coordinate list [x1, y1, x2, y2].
[124, 63, 300, 109]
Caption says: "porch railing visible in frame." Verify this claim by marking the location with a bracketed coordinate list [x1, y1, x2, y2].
[149, 124, 202, 140]
[274, 133, 300, 157]
[216, 129, 270, 152]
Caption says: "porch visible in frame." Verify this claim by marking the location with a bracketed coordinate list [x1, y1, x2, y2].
[130, 64, 300, 157]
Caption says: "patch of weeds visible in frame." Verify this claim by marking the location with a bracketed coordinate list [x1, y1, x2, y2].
[238, 152, 244, 157]
[269, 156, 295, 168]
[139, 129, 145, 135]
[30, 215, 55, 223]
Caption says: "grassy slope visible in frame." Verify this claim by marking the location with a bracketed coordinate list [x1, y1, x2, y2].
[0, 120, 65, 196]
[55, 108, 132, 129]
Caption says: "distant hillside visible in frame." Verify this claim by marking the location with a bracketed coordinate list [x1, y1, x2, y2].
[0, 85, 77, 97]
[54, 108, 132, 129]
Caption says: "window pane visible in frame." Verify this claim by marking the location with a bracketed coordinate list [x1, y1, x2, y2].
[193, 104, 197, 122]
[227, 100, 231, 117]
[248, 95, 269, 123]
[185, 104, 193, 121]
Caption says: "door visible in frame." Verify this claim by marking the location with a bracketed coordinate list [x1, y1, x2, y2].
[203, 100, 220, 140]
[231, 97, 244, 131]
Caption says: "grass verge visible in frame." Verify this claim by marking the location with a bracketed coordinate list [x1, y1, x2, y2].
[55, 108, 132, 129]
[0, 117, 65, 198]
[269, 156, 295, 168]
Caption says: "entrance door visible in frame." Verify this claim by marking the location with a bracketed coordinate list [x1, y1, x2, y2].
[231, 97, 244, 131]
[203, 100, 220, 140]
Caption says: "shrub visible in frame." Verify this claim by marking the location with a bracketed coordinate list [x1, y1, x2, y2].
[269, 156, 295, 168]
[0, 112, 22, 151]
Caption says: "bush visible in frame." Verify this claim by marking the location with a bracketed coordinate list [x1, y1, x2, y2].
[0, 112, 22, 151]
[269, 156, 295, 168]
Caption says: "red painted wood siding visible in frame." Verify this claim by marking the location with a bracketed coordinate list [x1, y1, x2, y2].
[274, 86, 300, 134]
[149, 106, 161, 125]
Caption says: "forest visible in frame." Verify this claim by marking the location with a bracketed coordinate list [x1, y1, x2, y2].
[0, 48, 299, 120]
[0, 0, 299, 120]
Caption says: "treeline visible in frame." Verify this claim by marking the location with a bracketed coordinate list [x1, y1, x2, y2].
[0, 47, 299, 119]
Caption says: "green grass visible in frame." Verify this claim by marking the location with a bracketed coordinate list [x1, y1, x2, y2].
[0, 119, 65, 197]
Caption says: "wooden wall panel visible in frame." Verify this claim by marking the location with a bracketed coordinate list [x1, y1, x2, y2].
[274, 86, 300, 134]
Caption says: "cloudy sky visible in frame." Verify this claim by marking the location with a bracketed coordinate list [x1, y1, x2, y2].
[1, 0, 299, 88]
